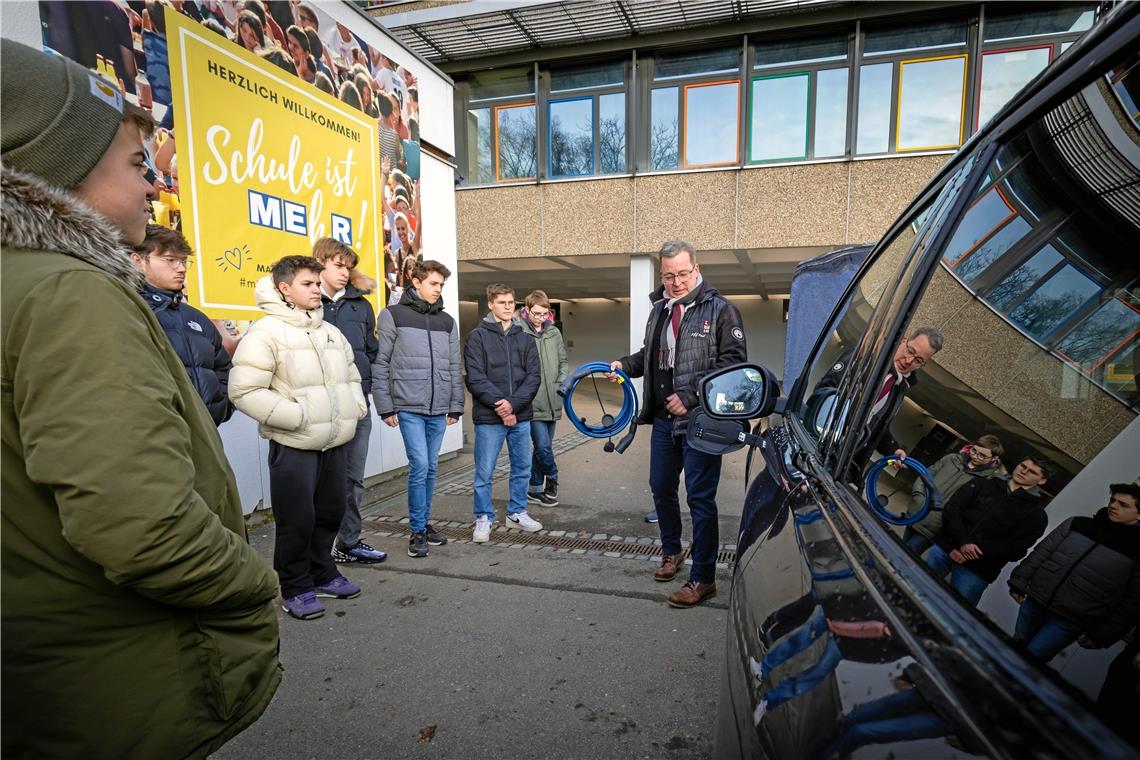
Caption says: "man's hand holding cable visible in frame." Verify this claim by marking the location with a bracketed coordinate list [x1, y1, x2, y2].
[664, 393, 688, 416]
[606, 360, 623, 382]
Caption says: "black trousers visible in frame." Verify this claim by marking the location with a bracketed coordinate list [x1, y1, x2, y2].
[268, 441, 348, 597]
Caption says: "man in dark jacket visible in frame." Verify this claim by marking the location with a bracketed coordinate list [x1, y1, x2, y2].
[926, 457, 1052, 606]
[314, 238, 387, 564]
[465, 283, 541, 542]
[1008, 482, 1140, 662]
[610, 240, 746, 608]
[131, 224, 234, 426]
[2, 40, 280, 758]
[373, 259, 464, 558]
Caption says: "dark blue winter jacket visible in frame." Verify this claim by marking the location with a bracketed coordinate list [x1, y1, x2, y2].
[464, 315, 540, 425]
[139, 283, 233, 426]
[321, 276, 379, 399]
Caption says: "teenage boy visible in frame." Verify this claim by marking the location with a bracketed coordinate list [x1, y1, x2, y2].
[465, 284, 542, 542]
[313, 238, 387, 565]
[2, 40, 279, 757]
[131, 224, 234, 426]
[229, 256, 368, 620]
[926, 456, 1053, 607]
[373, 260, 465, 558]
[521, 289, 567, 507]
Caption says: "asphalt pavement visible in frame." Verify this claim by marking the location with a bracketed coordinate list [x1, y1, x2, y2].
[215, 391, 751, 759]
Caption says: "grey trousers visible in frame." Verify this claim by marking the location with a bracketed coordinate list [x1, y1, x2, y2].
[336, 412, 373, 547]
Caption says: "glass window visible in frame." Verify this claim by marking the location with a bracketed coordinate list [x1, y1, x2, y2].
[864, 20, 966, 56]
[983, 3, 1096, 42]
[654, 47, 740, 80]
[954, 216, 1032, 284]
[650, 87, 679, 170]
[1055, 294, 1140, 377]
[942, 184, 1017, 267]
[987, 244, 1063, 310]
[598, 93, 626, 173]
[495, 103, 536, 181]
[548, 97, 593, 178]
[684, 80, 740, 166]
[814, 67, 849, 157]
[897, 55, 966, 151]
[550, 61, 623, 93]
[978, 46, 1052, 128]
[754, 35, 847, 68]
[1107, 55, 1140, 129]
[750, 73, 809, 162]
[469, 68, 535, 101]
[1007, 263, 1100, 340]
[856, 63, 892, 154]
[466, 107, 493, 184]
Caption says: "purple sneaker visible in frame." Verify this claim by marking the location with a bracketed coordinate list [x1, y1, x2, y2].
[315, 575, 361, 599]
[282, 591, 325, 620]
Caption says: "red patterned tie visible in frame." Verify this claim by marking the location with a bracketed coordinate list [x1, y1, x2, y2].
[876, 373, 896, 404]
[671, 303, 682, 339]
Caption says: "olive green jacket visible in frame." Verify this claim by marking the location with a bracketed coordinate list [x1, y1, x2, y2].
[521, 318, 568, 422]
[1, 169, 281, 759]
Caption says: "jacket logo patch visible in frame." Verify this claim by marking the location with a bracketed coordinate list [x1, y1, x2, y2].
[833, 362, 844, 371]
[731, 327, 744, 341]
[187, 320, 204, 332]
[702, 319, 711, 335]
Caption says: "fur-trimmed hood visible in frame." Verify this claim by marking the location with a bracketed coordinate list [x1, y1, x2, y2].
[1, 167, 144, 289]
[349, 267, 376, 294]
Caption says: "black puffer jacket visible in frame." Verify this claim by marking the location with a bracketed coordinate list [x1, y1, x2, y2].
[1010, 510, 1140, 647]
[936, 477, 1048, 583]
[321, 273, 378, 398]
[619, 279, 746, 427]
[464, 315, 540, 425]
[140, 283, 233, 426]
[815, 349, 916, 456]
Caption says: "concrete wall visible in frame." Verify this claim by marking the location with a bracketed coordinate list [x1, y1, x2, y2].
[455, 155, 949, 261]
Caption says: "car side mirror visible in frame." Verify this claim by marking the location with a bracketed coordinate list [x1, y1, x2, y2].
[700, 363, 781, 419]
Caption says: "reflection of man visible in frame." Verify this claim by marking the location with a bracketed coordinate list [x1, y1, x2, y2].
[925, 457, 1051, 606]
[1009, 482, 1140, 662]
[610, 240, 746, 608]
[816, 326, 943, 473]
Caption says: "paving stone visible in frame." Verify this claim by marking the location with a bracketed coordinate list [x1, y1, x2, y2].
[548, 530, 566, 537]
[571, 548, 586, 555]
[603, 551, 622, 558]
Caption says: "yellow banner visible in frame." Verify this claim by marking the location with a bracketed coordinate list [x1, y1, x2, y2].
[167, 11, 381, 319]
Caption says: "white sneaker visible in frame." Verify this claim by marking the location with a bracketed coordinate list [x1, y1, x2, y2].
[507, 511, 542, 532]
[473, 516, 492, 543]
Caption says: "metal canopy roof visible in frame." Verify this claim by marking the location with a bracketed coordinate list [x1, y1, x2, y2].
[379, 0, 841, 65]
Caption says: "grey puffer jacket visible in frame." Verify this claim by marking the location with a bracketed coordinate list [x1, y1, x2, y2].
[907, 452, 1002, 541]
[521, 314, 567, 422]
[371, 287, 464, 419]
[1009, 510, 1140, 647]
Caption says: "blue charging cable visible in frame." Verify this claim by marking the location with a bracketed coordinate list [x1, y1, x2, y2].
[864, 455, 941, 526]
[559, 362, 639, 452]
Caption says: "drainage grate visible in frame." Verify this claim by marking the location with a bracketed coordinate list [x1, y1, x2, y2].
[363, 514, 737, 565]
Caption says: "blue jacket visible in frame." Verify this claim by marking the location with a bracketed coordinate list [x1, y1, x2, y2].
[321, 277, 378, 399]
[464, 315, 540, 425]
[139, 283, 233, 426]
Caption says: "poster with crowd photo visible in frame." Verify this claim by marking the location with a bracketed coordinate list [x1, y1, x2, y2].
[38, 0, 425, 316]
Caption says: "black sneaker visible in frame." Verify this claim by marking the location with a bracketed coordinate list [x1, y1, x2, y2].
[545, 478, 559, 500]
[527, 492, 546, 505]
[532, 492, 558, 507]
[408, 532, 428, 558]
[425, 524, 448, 546]
[644, 510, 659, 524]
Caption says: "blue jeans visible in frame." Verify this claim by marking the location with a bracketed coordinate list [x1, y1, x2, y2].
[812, 689, 950, 760]
[923, 544, 990, 606]
[337, 412, 372, 547]
[903, 527, 933, 555]
[1014, 597, 1083, 662]
[528, 420, 558, 493]
[650, 416, 722, 584]
[397, 412, 447, 534]
[756, 606, 827, 680]
[473, 421, 532, 520]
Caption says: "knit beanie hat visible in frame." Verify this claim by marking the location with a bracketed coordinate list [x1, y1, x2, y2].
[1, 39, 126, 189]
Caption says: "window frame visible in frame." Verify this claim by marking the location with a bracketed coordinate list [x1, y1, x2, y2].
[543, 60, 631, 179]
[975, 43, 1054, 130]
[895, 52, 969, 152]
[492, 101, 539, 182]
[546, 95, 596, 179]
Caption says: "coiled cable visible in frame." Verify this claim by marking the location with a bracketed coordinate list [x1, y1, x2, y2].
[863, 455, 941, 527]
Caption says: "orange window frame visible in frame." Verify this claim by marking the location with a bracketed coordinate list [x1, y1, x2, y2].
[492, 102, 537, 182]
[1055, 297, 1140, 373]
[895, 53, 968, 152]
[681, 79, 741, 168]
[944, 184, 1017, 269]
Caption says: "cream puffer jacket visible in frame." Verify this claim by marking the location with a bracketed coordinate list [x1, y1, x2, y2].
[230, 276, 367, 451]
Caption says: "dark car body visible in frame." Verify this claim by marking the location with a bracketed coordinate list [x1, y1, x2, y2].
[712, 5, 1140, 758]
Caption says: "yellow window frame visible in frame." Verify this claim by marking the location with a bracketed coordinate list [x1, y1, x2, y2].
[895, 53, 968, 152]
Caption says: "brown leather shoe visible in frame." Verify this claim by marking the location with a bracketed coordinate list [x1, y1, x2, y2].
[654, 552, 685, 582]
[667, 580, 716, 608]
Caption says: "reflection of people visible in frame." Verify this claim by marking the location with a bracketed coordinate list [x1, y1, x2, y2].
[903, 434, 1004, 554]
[229, 256, 368, 620]
[925, 457, 1051, 606]
[373, 260, 464, 559]
[610, 240, 746, 607]
[815, 326, 943, 478]
[1, 40, 280, 757]
[131, 224, 235, 426]
[314, 239, 387, 567]
[466, 284, 543, 542]
[521, 290, 568, 508]
[1008, 482, 1140, 662]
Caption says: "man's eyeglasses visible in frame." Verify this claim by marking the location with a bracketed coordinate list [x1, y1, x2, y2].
[150, 254, 189, 270]
[902, 340, 928, 368]
[661, 268, 695, 284]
